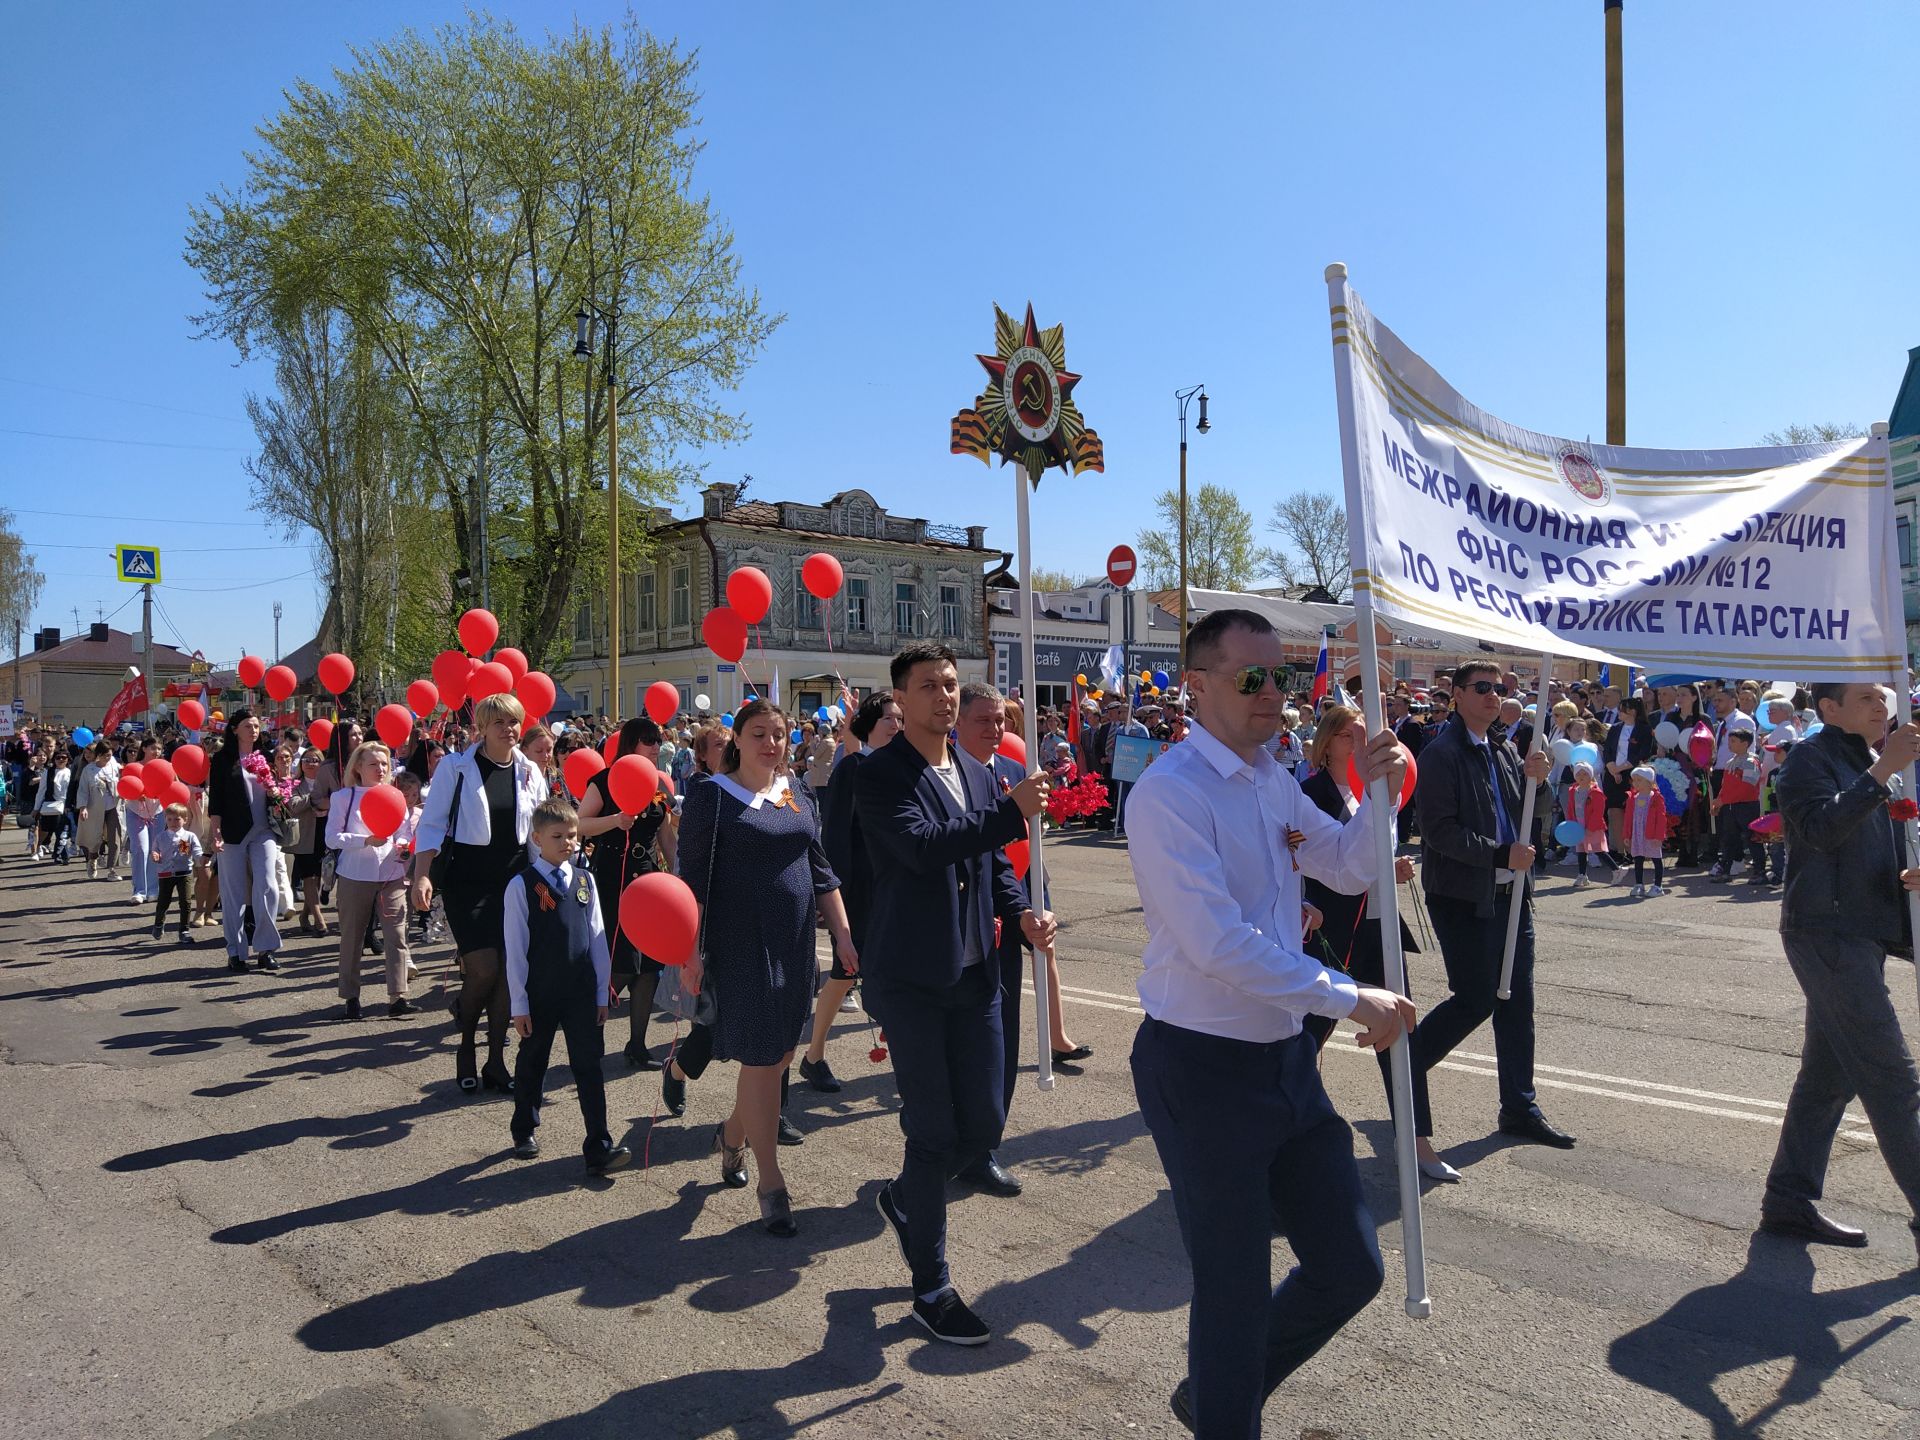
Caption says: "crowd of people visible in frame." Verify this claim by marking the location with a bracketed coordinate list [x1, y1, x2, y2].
[9, 633, 1920, 1438]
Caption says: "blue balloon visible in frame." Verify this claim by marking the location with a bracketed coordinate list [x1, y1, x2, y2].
[1152, 669, 1170, 689]
[1554, 819, 1586, 848]
[744, 692, 758, 703]
[72, 726, 95, 745]
[790, 728, 804, 744]
[719, 712, 733, 728]
[816, 707, 830, 724]
[1802, 722, 1824, 738]
[1568, 742, 1601, 770]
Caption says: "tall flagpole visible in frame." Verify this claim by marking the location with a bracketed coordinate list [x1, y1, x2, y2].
[1871, 421, 1920, 1012]
[1325, 262, 1430, 1319]
[1015, 461, 1055, 1092]
[1498, 653, 1555, 1001]
[1605, 0, 1626, 447]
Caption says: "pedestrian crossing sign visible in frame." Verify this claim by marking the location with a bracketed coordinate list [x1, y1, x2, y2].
[115, 545, 161, 583]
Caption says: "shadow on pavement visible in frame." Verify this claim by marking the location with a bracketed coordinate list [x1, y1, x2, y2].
[1608, 1232, 1915, 1437]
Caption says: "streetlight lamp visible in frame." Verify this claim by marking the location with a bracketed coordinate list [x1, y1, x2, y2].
[576, 301, 622, 717]
[1175, 383, 1210, 674]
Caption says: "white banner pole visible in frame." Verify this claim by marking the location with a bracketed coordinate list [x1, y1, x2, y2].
[1015, 461, 1055, 1092]
[1870, 422, 1920, 1013]
[1326, 261, 1429, 1318]
[1497, 653, 1555, 1001]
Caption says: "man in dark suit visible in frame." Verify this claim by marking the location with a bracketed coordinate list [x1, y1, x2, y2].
[1387, 692, 1426, 845]
[799, 693, 902, 1093]
[856, 642, 1053, 1344]
[1410, 660, 1577, 1149]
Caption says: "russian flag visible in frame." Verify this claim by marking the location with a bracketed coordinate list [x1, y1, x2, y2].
[1310, 631, 1329, 705]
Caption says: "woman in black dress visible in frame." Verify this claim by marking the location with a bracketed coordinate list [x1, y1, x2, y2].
[1297, 705, 1456, 1183]
[578, 716, 677, 1068]
[677, 699, 858, 1236]
[412, 693, 550, 1092]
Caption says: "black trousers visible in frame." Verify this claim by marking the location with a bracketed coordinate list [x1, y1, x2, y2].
[1411, 889, 1540, 1121]
[511, 987, 612, 1158]
[154, 874, 191, 932]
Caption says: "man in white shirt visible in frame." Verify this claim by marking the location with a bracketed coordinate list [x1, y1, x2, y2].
[1127, 608, 1414, 1437]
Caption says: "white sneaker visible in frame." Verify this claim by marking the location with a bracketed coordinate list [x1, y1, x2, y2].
[132, 893, 145, 905]
[405, 957, 419, 975]
[1574, 875, 1592, 890]
[1646, 884, 1664, 898]
[839, 992, 860, 1013]
[1630, 883, 1646, 898]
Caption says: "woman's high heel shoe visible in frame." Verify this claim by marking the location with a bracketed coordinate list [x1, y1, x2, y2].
[758, 1187, 797, 1237]
[713, 1125, 748, 1189]
[456, 1040, 478, 1094]
[480, 1058, 513, 1093]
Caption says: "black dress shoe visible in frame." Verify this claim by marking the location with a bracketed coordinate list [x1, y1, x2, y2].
[955, 1155, 1023, 1197]
[1760, 1208, 1869, 1247]
[587, 1144, 632, 1176]
[480, 1059, 513, 1093]
[388, 997, 416, 1019]
[624, 1041, 661, 1071]
[1170, 1378, 1196, 1434]
[342, 997, 361, 1021]
[798, 1055, 842, 1092]
[253, 953, 280, 973]
[1052, 1044, 1094, 1064]
[227, 956, 249, 973]
[777, 1113, 804, 1146]
[512, 1136, 540, 1159]
[661, 1068, 687, 1116]
[1498, 1112, 1576, 1148]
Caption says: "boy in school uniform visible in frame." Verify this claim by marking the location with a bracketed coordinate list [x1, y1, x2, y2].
[150, 802, 203, 945]
[504, 797, 631, 1176]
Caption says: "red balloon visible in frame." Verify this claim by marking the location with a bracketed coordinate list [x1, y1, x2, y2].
[468, 662, 513, 700]
[658, 770, 676, 798]
[644, 680, 680, 725]
[307, 718, 334, 751]
[458, 608, 499, 656]
[164, 780, 192, 809]
[432, 648, 470, 696]
[264, 665, 297, 703]
[237, 655, 267, 689]
[123, 762, 145, 784]
[1347, 747, 1418, 810]
[358, 783, 407, 840]
[1006, 837, 1031, 880]
[143, 759, 177, 792]
[406, 679, 439, 717]
[374, 703, 415, 751]
[602, 731, 622, 765]
[618, 871, 700, 967]
[516, 670, 556, 722]
[702, 606, 748, 663]
[171, 744, 209, 787]
[116, 774, 144, 801]
[802, 552, 844, 600]
[726, 567, 773, 624]
[563, 747, 606, 800]
[608, 754, 661, 814]
[493, 647, 529, 684]
[317, 652, 355, 696]
[996, 731, 1028, 766]
[177, 699, 206, 730]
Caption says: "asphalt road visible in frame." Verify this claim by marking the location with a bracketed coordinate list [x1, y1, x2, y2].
[6, 827, 1920, 1440]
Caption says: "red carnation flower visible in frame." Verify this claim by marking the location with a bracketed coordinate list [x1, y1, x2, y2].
[1890, 798, 1919, 822]
[869, 1046, 888, 1063]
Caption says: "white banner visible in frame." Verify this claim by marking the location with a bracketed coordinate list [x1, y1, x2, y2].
[1326, 271, 1902, 681]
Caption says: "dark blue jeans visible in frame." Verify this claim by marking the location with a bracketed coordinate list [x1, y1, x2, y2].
[865, 962, 1004, 1296]
[1411, 890, 1541, 1121]
[1132, 1019, 1383, 1440]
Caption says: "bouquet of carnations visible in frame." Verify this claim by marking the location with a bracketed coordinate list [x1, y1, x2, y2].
[1046, 772, 1110, 826]
[241, 750, 296, 843]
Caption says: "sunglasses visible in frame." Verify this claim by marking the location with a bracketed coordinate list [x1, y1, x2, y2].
[1199, 664, 1294, 696]
[1462, 680, 1507, 696]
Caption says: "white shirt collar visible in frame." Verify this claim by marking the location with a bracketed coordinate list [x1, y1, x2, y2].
[711, 772, 792, 809]
[1185, 720, 1274, 783]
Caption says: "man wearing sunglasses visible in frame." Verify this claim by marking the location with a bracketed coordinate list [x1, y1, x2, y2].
[1125, 608, 1416, 1437]
[1409, 659, 1574, 1150]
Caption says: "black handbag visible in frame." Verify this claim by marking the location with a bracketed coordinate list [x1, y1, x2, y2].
[427, 770, 467, 890]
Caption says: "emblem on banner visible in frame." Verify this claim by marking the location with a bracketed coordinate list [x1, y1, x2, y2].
[1555, 446, 1611, 507]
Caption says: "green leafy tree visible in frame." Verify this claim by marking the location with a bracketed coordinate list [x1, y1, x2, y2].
[1135, 483, 1266, 592]
[0, 509, 46, 702]
[186, 13, 779, 668]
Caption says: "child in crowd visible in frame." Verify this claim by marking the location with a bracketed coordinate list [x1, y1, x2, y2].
[506, 798, 630, 1176]
[150, 803, 203, 944]
[394, 769, 440, 948]
[1271, 710, 1304, 773]
[1711, 725, 1765, 882]
[1624, 767, 1668, 899]
[1566, 761, 1609, 888]
[1757, 737, 1791, 888]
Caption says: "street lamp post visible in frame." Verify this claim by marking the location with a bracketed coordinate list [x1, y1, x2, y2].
[576, 302, 622, 718]
[1174, 384, 1211, 674]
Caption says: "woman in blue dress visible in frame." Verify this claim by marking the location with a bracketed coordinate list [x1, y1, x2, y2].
[678, 699, 859, 1236]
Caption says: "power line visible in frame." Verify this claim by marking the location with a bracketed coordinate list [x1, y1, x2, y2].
[163, 568, 317, 594]
[0, 375, 248, 424]
[5, 506, 267, 528]
[22, 540, 261, 554]
[0, 426, 249, 453]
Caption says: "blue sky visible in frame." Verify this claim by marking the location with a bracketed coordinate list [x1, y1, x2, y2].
[4, 1, 1916, 667]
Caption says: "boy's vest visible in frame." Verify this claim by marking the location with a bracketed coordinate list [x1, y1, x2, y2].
[520, 863, 596, 1010]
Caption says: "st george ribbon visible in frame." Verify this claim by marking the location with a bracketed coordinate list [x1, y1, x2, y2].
[952, 302, 1106, 1092]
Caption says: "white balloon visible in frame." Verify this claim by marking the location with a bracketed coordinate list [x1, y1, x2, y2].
[1653, 721, 1681, 750]
[694, 693, 712, 711]
[1550, 737, 1573, 765]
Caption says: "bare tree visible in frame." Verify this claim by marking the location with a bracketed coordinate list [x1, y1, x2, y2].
[1265, 491, 1351, 601]
[1760, 422, 1865, 446]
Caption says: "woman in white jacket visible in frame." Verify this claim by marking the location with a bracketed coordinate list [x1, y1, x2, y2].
[34, 747, 74, 863]
[74, 740, 122, 880]
[327, 741, 418, 1021]
[410, 693, 548, 1092]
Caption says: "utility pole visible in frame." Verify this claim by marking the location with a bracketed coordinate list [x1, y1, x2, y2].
[272, 600, 283, 662]
[1604, 0, 1626, 445]
[141, 582, 155, 729]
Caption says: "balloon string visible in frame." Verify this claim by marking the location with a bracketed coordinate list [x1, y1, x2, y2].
[820, 611, 854, 712]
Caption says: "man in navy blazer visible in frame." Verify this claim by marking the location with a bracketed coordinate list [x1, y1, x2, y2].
[856, 642, 1053, 1346]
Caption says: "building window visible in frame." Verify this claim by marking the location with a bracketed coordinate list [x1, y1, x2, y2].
[670, 564, 691, 627]
[1902, 515, 1914, 569]
[637, 572, 656, 632]
[793, 569, 820, 629]
[1035, 682, 1068, 712]
[896, 582, 918, 636]
[846, 577, 869, 632]
[574, 599, 592, 642]
[939, 583, 962, 638]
